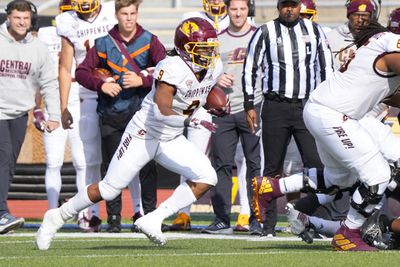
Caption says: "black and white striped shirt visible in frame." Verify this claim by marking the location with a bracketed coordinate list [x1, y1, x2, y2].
[242, 18, 333, 110]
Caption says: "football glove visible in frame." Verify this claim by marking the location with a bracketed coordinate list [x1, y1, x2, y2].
[33, 108, 46, 132]
[184, 118, 218, 133]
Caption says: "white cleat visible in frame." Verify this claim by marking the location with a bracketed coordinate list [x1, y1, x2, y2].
[35, 209, 65, 250]
[134, 215, 167, 246]
[286, 203, 310, 235]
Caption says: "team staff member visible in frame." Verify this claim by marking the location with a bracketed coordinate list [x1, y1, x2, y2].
[0, 0, 60, 234]
[75, 0, 166, 232]
[243, 0, 333, 236]
[202, 0, 262, 235]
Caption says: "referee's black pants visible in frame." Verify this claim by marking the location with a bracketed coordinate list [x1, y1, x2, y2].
[261, 97, 322, 234]
[210, 104, 261, 226]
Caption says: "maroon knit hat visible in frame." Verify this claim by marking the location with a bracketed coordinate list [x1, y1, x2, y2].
[346, 0, 375, 17]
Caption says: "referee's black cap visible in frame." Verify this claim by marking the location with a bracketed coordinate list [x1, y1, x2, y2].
[278, 0, 300, 4]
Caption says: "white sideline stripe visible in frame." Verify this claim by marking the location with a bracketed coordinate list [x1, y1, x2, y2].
[2, 232, 332, 242]
[0, 250, 398, 261]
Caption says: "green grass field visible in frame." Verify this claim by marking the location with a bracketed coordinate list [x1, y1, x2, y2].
[1, 230, 400, 267]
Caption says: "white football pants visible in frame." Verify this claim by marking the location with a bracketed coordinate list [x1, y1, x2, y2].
[99, 130, 217, 201]
[303, 102, 391, 188]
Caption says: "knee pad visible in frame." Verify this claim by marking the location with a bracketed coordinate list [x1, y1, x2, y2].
[98, 180, 121, 201]
[351, 181, 388, 218]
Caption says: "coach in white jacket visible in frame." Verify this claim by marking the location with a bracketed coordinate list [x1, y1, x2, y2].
[0, 0, 60, 235]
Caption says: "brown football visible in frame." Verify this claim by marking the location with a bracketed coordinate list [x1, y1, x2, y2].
[92, 68, 113, 82]
[205, 85, 227, 110]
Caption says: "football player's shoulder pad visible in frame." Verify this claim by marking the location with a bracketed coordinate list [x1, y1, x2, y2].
[153, 56, 185, 86]
[55, 11, 75, 37]
[100, 1, 116, 17]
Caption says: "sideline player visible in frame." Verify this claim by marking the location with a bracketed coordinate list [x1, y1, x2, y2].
[326, 0, 378, 69]
[56, 0, 115, 230]
[183, 0, 255, 32]
[36, 17, 224, 249]
[58, 0, 150, 233]
[201, 0, 261, 235]
[33, 0, 94, 231]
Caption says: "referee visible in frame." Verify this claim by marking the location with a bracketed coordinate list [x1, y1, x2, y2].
[242, 0, 333, 236]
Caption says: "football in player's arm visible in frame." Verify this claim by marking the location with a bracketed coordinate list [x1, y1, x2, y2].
[35, 17, 227, 250]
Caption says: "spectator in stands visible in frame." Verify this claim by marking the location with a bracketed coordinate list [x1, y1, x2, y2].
[0, 0, 60, 234]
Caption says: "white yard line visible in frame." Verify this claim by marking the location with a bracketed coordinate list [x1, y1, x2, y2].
[3, 232, 331, 242]
[0, 250, 357, 261]
[0, 250, 397, 261]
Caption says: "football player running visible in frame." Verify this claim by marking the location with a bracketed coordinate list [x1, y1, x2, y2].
[169, 0, 246, 232]
[36, 17, 224, 249]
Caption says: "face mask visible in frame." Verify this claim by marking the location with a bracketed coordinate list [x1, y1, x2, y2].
[186, 60, 204, 73]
